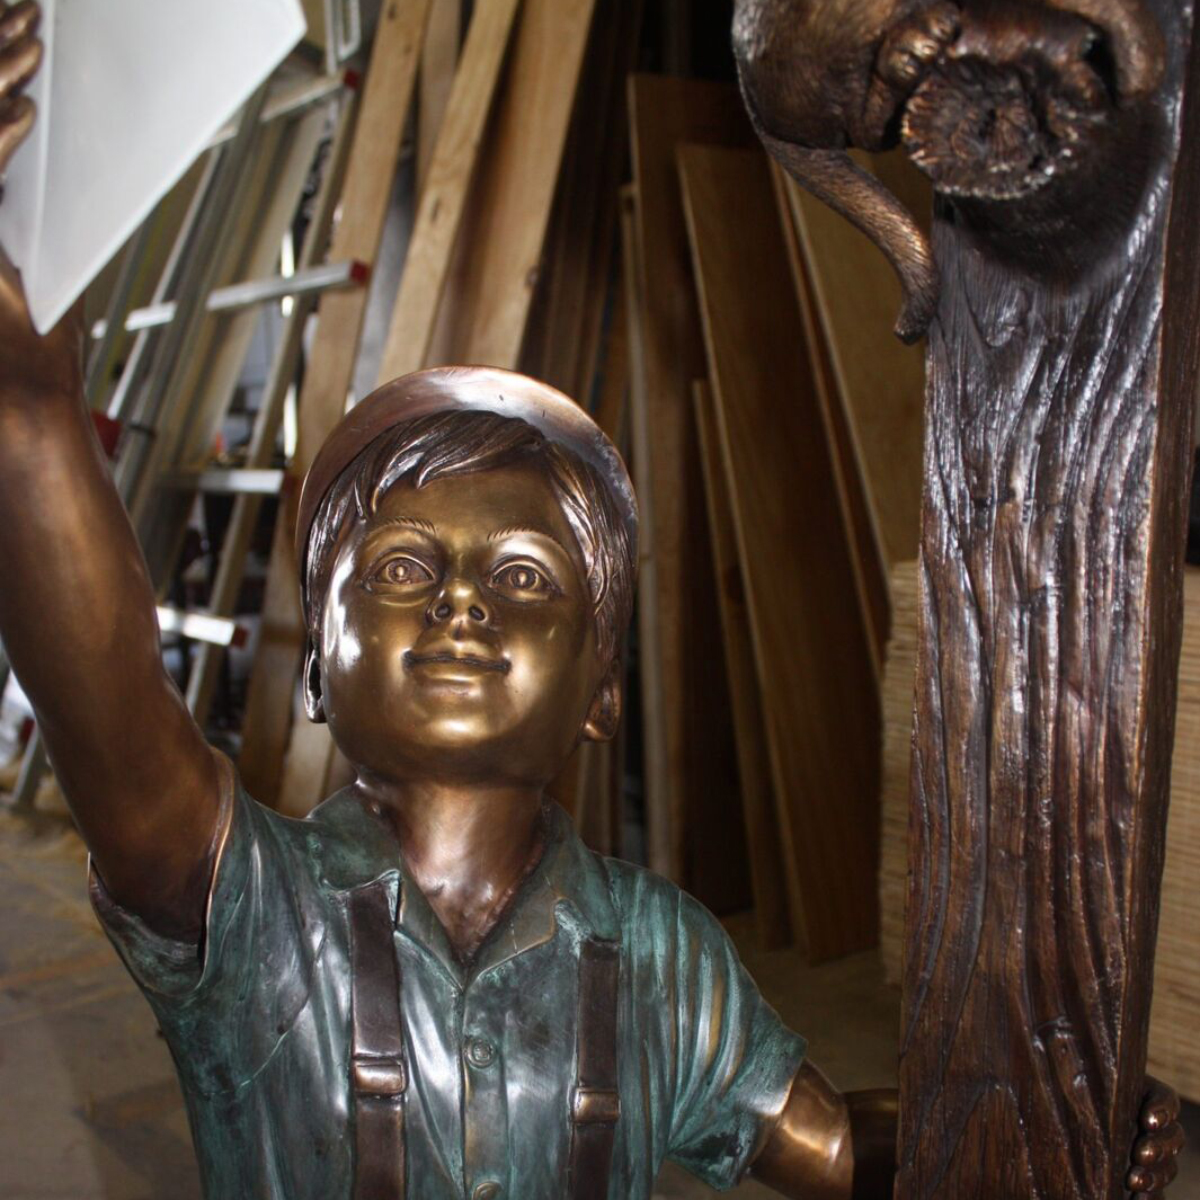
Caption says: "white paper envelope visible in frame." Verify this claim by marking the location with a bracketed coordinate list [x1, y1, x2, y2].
[0, 0, 307, 333]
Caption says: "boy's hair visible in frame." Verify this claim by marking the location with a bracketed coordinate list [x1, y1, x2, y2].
[303, 410, 634, 664]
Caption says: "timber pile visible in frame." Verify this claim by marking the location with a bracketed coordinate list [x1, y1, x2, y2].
[624, 78, 927, 956]
[878, 563, 1200, 1101]
[222, 7, 930, 954]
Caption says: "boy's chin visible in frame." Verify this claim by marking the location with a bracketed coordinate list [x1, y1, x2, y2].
[335, 723, 566, 785]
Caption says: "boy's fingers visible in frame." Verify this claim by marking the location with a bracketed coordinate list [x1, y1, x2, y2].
[1140, 1077, 1181, 1130]
[0, 1, 39, 53]
[0, 92, 32, 174]
[1127, 1163, 1173, 1196]
[1135, 1121, 1186, 1164]
[0, 32, 41, 102]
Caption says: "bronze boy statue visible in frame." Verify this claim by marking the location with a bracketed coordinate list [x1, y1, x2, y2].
[0, 3, 1183, 1196]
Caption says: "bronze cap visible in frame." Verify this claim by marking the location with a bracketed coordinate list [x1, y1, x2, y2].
[295, 366, 638, 569]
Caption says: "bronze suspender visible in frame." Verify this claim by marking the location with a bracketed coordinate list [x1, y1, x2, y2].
[349, 884, 619, 1200]
[349, 881, 407, 1200]
[568, 939, 621, 1200]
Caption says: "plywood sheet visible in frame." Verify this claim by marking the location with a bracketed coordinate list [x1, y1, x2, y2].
[377, 0, 523, 380]
[519, 0, 642, 401]
[693, 379, 794, 950]
[782, 153, 930, 565]
[771, 162, 889, 678]
[417, 0, 461, 196]
[626, 75, 751, 897]
[680, 143, 880, 960]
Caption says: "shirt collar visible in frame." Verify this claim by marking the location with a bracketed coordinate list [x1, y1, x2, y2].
[307, 790, 619, 986]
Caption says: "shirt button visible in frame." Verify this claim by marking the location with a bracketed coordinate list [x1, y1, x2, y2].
[473, 1184, 501, 1200]
[465, 1036, 496, 1068]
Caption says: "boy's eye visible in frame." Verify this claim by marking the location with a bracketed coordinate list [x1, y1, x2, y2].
[371, 555, 434, 587]
[491, 563, 555, 596]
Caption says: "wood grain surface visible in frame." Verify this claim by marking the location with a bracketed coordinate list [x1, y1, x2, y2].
[433, 0, 597, 369]
[782, 155, 928, 567]
[377, 0, 522, 381]
[417, 0, 461, 197]
[693, 379, 794, 951]
[186, 95, 360, 727]
[680, 143, 881, 961]
[626, 76, 751, 901]
[897, 1, 1200, 1192]
[771, 161, 890, 679]
[519, 0, 643, 401]
[239, 0, 433, 806]
[882, 563, 1200, 1105]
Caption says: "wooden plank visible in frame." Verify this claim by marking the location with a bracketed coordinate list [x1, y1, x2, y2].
[376, 0, 523, 380]
[592, 262, 629, 450]
[566, 270, 633, 852]
[519, 0, 643, 400]
[187, 92, 360, 727]
[125, 117, 286, 553]
[238, 0, 434, 806]
[692, 379, 793, 951]
[679, 143, 880, 960]
[897, 2, 1200, 1191]
[422, 0, 598, 370]
[417, 0, 461, 196]
[138, 111, 326, 591]
[877, 559, 919, 990]
[626, 75, 753, 900]
[782, 155, 929, 566]
[618, 181, 667, 870]
[771, 161, 889, 679]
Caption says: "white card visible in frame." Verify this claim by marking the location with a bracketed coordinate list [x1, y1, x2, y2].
[0, 0, 307, 333]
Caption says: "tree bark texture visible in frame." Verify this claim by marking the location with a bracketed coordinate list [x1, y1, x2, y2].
[897, 1, 1200, 1196]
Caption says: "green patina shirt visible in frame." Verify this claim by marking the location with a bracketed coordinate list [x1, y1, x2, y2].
[91, 768, 806, 1199]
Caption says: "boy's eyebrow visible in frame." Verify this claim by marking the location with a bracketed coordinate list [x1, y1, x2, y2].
[378, 515, 437, 535]
[488, 524, 569, 555]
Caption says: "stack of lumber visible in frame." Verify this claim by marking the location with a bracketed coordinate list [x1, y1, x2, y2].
[618, 73, 927, 957]
[238, 0, 645, 820]
[878, 563, 1200, 1101]
[226, 8, 932, 954]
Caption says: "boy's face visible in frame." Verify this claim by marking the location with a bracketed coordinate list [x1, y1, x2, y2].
[317, 462, 612, 788]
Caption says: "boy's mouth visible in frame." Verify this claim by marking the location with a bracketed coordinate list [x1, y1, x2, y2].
[403, 649, 510, 675]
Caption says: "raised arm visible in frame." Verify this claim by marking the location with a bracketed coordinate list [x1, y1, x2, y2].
[0, 1, 221, 936]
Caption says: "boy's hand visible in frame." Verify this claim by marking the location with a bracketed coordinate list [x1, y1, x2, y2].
[0, 1, 80, 400]
[0, 1, 39, 176]
[1127, 1077, 1184, 1197]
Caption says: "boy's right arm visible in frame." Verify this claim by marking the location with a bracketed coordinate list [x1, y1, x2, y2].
[0, 1, 223, 937]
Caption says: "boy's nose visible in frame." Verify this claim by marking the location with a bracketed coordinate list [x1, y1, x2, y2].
[427, 577, 489, 625]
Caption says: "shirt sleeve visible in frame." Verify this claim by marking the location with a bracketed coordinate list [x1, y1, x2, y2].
[89, 753, 324, 1097]
[665, 890, 807, 1191]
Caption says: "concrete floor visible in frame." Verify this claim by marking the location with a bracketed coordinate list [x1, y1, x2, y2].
[0, 808, 1197, 1199]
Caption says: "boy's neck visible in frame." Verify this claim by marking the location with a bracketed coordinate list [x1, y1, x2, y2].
[353, 775, 547, 963]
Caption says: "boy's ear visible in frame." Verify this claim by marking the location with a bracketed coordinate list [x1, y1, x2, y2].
[302, 641, 326, 724]
[582, 660, 621, 743]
